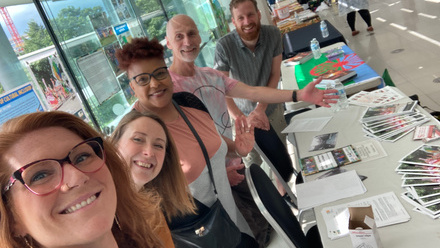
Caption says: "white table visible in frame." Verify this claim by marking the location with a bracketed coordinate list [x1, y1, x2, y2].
[281, 42, 383, 111]
[287, 88, 440, 247]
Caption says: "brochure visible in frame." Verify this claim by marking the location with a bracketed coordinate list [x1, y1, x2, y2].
[283, 51, 313, 65]
[395, 163, 440, 173]
[360, 101, 418, 122]
[348, 86, 405, 107]
[399, 145, 440, 167]
[408, 185, 440, 200]
[300, 145, 361, 176]
[309, 132, 338, 151]
[402, 178, 440, 187]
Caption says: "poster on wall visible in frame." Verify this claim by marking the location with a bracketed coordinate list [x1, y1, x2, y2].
[0, 83, 45, 125]
[114, 22, 132, 46]
[111, 0, 132, 22]
[210, 0, 229, 37]
[117, 72, 136, 105]
[103, 42, 122, 76]
[29, 55, 74, 110]
[88, 12, 117, 47]
[77, 50, 120, 104]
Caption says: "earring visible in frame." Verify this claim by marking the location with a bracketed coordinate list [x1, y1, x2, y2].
[23, 236, 33, 248]
[114, 215, 122, 230]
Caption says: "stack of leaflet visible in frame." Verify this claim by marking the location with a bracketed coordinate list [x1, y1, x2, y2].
[396, 145, 440, 219]
[348, 86, 405, 107]
[360, 100, 429, 142]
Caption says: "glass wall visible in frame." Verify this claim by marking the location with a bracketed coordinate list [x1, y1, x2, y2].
[0, 0, 228, 133]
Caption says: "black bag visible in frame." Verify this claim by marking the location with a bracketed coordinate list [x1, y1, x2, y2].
[170, 100, 242, 248]
[170, 200, 241, 248]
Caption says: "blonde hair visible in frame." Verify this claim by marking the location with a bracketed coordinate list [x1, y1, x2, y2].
[0, 111, 163, 248]
[110, 110, 196, 221]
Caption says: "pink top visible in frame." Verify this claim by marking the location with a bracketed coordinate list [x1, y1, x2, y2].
[166, 106, 222, 184]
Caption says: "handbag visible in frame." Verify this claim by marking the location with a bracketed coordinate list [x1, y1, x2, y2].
[169, 100, 242, 248]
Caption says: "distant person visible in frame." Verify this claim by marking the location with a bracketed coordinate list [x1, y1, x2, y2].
[338, 0, 374, 36]
[0, 111, 165, 248]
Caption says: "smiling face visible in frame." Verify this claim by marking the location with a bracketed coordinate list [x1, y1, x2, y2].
[166, 15, 202, 63]
[231, 0, 261, 41]
[6, 127, 117, 247]
[128, 58, 174, 112]
[116, 117, 167, 191]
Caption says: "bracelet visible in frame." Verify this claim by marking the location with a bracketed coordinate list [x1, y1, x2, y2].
[292, 90, 298, 102]
[235, 149, 243, 157]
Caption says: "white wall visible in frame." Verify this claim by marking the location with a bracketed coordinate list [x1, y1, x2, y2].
[256, 0, 274, 25]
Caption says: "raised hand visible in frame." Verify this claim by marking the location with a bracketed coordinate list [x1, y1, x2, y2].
[298, 77, 339, 107]
[234, 115, 255, 157]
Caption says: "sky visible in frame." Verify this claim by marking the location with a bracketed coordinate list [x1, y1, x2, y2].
[0, 0, 104, 39]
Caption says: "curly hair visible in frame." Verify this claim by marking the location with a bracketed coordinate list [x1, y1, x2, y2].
[229, 0, 259, 14]
[0, 111, 163, 248]
[115, 37, 165, 71]
[110, 110, 196, 221]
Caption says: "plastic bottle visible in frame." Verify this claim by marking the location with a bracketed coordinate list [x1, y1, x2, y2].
[294, 12, 301, 24]
[326, 82, 340, 112]
[320, 20, 329, 38]
[335, 79, 348, 110]
[310, 38, 321, 59]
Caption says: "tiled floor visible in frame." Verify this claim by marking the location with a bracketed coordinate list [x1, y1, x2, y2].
[267, 0, 440, 247]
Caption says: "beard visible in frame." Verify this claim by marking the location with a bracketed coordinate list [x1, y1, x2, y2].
[236, 22, 261, 41]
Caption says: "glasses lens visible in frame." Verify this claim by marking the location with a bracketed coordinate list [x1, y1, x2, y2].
[22, 161, 62, 195]
[153, 67, 169, 80]
[20, 140, 105, 195]
[68, 140, 105, 173]
[135, 74, 151, 86]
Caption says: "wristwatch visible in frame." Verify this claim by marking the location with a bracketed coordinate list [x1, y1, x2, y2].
[292, 90, 298, 102]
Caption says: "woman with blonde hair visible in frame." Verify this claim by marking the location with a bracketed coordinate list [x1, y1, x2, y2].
[110, 110, 196, 221]
[0, 111, 166, 248]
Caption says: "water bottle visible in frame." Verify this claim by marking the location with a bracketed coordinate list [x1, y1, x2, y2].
[294, 12, 301, 24]
[335, 79, 348, 110]
[320, 20, 329, 38]
[310, 38, 321, 59]
[326, 82, 340, 112]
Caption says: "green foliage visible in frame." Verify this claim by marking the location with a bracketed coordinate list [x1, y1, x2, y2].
[143, 16, 167, 39]
[135, 0, 161, 13]
[22, 6, 104, 53]
[23, 20, 52, 53]
[52, 6, 104, 41]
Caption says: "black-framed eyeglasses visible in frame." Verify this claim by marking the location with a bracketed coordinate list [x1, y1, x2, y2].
[131, 66, 169, 86]
[3, 137, 106, 196]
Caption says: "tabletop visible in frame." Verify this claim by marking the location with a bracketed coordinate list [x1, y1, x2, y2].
[282, 20, 346, 59]
[287, 88, 440, 247]
[281, 42, 384, 111]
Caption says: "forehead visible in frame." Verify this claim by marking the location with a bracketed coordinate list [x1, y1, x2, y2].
[5, 127, 84, 170]
[127, 58, 166, 77]
[124, 117, 167, 139]
[169, 16, 198, 34]
[232, 0, 258, 16]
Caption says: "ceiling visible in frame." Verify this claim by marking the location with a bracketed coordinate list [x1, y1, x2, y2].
[0, 0, 34, 7]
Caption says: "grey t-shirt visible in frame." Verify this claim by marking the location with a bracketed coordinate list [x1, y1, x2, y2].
[214, 25, 283, 116]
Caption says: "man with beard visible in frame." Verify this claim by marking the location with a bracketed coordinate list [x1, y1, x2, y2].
[166, 14, 336, 247]
[214, 0, 288, 177]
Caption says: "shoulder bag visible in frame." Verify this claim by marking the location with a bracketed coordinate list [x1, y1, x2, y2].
[169, 100, 242, 248]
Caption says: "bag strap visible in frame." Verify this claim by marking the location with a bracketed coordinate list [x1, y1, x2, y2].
[172, 100, 218, 195]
